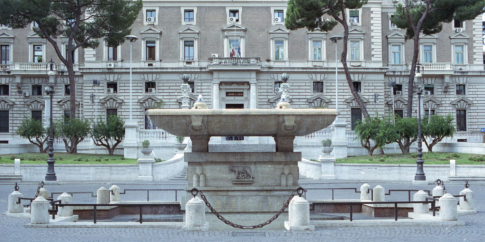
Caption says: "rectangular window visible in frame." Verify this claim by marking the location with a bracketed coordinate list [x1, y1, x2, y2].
[349, 10, 360, 24]
[424, 110, 435, 118]
[0, 111, 8, 132]
[184, 40, 194, 60]
[229, 38, 241, 58]
[274, 81, 282, 93]
[455, 45, 464, 64]
[456, 110, 466, 131]
[456, 84, 466, 95]
[312, 40, 322, 60]
[454, 20, 463, 28]
[391, 45, 401, 64]
[108, 45, 117, 61]
[107, 82, 117, 93]
[64, 85, 70, 95]
[1, 45, 9, 64]
[394, 110, 404, 118]
[275, 40, 284, 60]
[107, 109, 117, 117]
[313, 82, 323, 93]
[393, 84, 403, 95]
[424, 85, 434, 95]
[33, 45, 42, 63]
[188, 81, 195, 93]
[32, 85, 42, 96]
[146, 10, 156, 22]
[350, 41, 360, 61]
[353, 82, 361, 93]
[184, 9, 194, 22]
[229, 10, 239, 22]
[274, 10, 284, 22]
[351, 108, 362, 130]
[423, 45, 432, 63]
[0, 85, 8, 95]
[145, 82, 156, 93]
[146, 41, 156, 61]
[32, 111, 42, 122]
[390, 15, 396, 28]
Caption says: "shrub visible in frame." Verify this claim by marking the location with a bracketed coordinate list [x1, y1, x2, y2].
[9, 155, 15, 160]
[321, 138, 332, 147]
[142, 140, 150, 148]
[176, 136, 185, 144]
[379, 158, 386, 162]
[155, 158, 163, 162]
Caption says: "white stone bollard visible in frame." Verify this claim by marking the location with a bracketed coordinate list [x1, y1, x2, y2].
[31, 196, 50, 224]
[183, 197, 208, 231]
[373, 185, 385, 202]
[109, 185, 121, 203]
[459, 188, 475, 211]
[413, 190, 429, 214]
[8, 190, 24, 213]
[360, 183, 371, 201]
[38, 188, 49, 199]
[439, 193, 457, 221]
[97, 187, 109, 204]
[57, 193, 73, 217]
[14, 159, 21, 175]
[432, 185, 444, 207]
[285, 196, 314, 231]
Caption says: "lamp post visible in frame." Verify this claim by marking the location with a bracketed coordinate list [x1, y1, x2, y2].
[45, 59, 57, 181]
[330, 36, 343, 119]
[414, 63, 426, 181]
[125, 35, 138, 121]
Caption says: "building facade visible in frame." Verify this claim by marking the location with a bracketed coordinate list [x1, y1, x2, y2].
[0, 0, 484, 145]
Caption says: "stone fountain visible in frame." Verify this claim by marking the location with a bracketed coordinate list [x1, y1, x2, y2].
[147, 99, 336, 213]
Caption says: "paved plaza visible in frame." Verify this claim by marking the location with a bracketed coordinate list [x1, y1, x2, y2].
[1, 180, 484, 242]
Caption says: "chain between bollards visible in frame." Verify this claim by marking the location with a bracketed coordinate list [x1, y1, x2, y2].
[189, 187, 306, 229]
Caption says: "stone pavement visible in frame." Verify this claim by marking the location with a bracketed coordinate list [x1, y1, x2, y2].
[1, 180, 484, 242]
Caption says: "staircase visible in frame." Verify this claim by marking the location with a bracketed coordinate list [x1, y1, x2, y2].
[0, 174, 22, 182]
[169, 169, 187, 181]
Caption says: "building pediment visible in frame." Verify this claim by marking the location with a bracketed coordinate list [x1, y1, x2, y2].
[349, 28, 365, 35]
[307, 94, 331, 108]
[423, 96, 441, 105]
[0, 32, 14, 39]
[451, 97, 472, 109]
[0, 98, 14, 110]
[387, 31, 405, 39]
[26, 98, 44, 110]
[138, 96, 163, 109]
[269, 27, 289, 34]
[419, 34, 438, 39]
[57, 97, 80, 110]
[140, 27, 162, 35]
[345, 96, 368, 108]
[386, 95, 407, 106]
[450, 33, 469, 39]
[222, 24, 247, 32]
[99, 95, 124, 109]
[179, 27, 200, 34]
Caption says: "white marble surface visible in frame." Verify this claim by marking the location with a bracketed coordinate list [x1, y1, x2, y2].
[31, 196, 49, 224]
[439, 193, 457, 221]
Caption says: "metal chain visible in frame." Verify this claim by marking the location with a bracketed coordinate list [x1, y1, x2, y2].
[193, 187, 306, 229]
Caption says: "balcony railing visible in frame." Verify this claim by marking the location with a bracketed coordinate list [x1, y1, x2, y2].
[209, 57, 260, 65]
[421, 63, 452, 70]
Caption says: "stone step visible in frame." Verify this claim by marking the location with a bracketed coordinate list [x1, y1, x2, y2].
[169, 170, 187, 180]
[0, 174, 22, 181]
[311, 214, 345, 220]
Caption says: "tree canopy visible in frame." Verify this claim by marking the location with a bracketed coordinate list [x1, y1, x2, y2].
[354, 116, 398, 156]
[17, 118, 48, 153]
[422, 114, 455, 152]
[91, 115, 125, 155]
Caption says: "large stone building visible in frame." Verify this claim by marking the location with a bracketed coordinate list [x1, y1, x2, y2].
[0, 0, 484, 146]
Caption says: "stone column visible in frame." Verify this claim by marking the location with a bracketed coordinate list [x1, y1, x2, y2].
[439, 193, 457, 221]
[8, 190, 23, 213]
[250, 83, 257, 109]
[31, 196, 50, 224]
[57, 193, 73, 217]
[432, 185, 444, 207]
[14, 159, 20, 175]
[285, 196, 315, 231]
[123, 121, 138, 159]
[373, 185, 385, 202]
[413, 190, 428, 215]
[191, 136, 210, 152]
[332, 121, 348, 159]
[38, 188, 49, 199]
[97, 187, 109, 204]
[109, 185, 121, 203]
[212, 83, 220, 109]
[183, 197, 208, 231]
[137, 156, 155, 181]
[458, 188, 475, 211]
[360, 183, 371, 201]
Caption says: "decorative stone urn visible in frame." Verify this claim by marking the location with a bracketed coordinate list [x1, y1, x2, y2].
[141, 148, 153, 156]
[322, 147, 334, 155]
[175, 143, 187, 150]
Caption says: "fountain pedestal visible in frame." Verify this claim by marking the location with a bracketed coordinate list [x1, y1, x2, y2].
[147, 108, 336, 213]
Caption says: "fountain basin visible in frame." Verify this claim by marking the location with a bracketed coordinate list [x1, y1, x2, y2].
[146, 109, 337, 137]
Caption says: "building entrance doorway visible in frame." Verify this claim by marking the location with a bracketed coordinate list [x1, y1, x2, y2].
[226, 104, 244, 109]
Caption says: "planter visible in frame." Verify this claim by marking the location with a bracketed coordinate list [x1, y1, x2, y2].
[175, 143, 187, 150]
[141, 148, 153, 156]
[322, 147, 334, 155]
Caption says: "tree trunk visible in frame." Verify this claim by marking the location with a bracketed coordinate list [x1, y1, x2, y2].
[108, 148, 114, 155]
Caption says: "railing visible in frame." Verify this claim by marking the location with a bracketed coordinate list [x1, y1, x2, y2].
[305, 187, 373, 201]
[12, 62, 53, 70]
[422, 63, 452, 70]
[296, 128, 332, 141]
[138, 129, 175, 143]
[346, 131, 358, 143]
[209, 57, 260, 65]
[50, 188, 183, 202]
[0, 64, 9, 70]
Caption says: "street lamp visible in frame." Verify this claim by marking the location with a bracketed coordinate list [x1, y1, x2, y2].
[45, 59, 57, 181]
[330, 36, 343, 119]
[125, 35, 138, 121]
[414, 63, 426, 181]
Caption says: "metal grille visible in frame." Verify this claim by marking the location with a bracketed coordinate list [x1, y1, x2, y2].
[351, 108, 362, 130]
[456, 110, 466, 131]
[313, 82, 323, 93]
[31, 111, 42, 122]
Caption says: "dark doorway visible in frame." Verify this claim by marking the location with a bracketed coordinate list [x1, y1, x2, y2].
[225, 103, 244, 140]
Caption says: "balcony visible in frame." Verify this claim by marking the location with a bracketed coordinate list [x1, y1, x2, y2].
[209, 57, 260, 65]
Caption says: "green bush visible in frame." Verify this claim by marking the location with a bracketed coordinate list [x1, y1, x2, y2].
[321, 138, 332, 147]
[9, 155, 15, 160]
[379, 158, 386, 162]
[155, 158, 163, 162]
